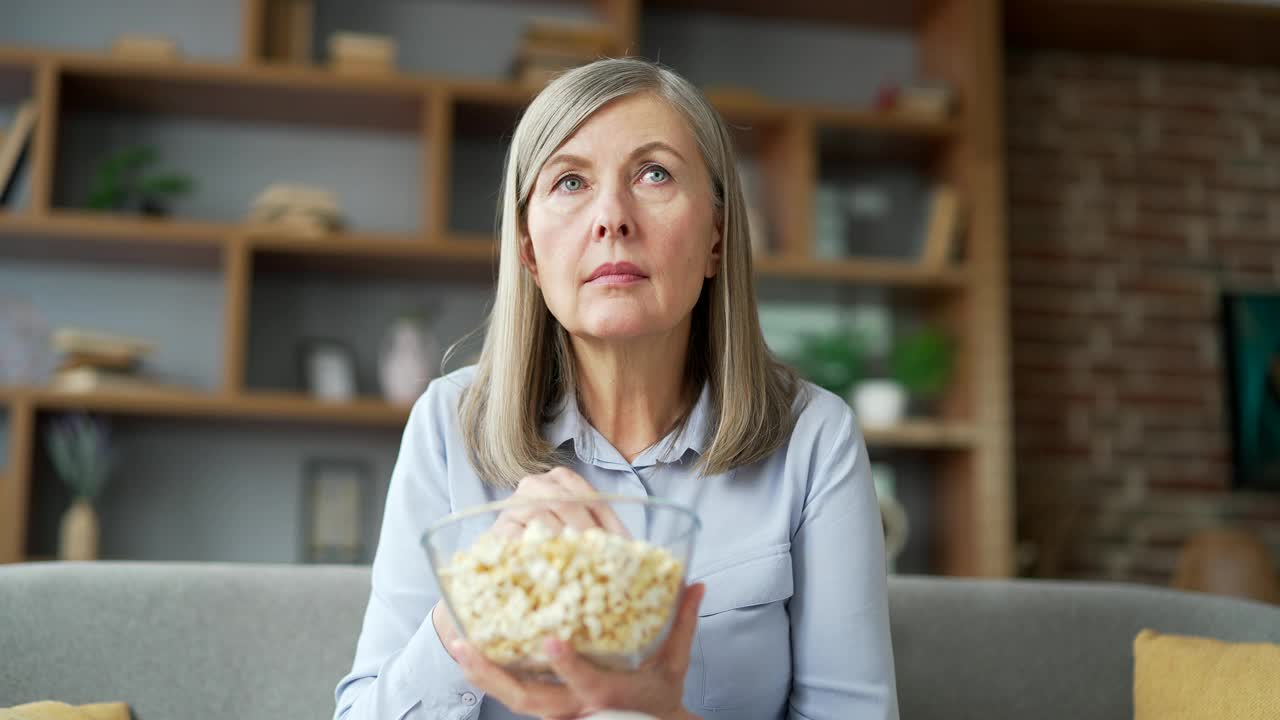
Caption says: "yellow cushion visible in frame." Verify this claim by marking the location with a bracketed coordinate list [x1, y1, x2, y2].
[0, 701, 130, 720]
[1134, 628, 1280, 719]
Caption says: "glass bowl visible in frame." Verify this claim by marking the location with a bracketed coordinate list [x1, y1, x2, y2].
[421, 494, 701, 680]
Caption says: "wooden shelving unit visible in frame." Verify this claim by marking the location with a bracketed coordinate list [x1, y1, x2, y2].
[1006, 0, 1280, 66]
[0, 386, 974, 449]
[0, 0, 1012, 576]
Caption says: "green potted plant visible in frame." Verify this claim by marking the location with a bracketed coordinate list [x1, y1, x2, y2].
[852, 325, 953, 427]
[891, 325, 954, 413]
[46, 412, 116, 561]
[86, 145, 194, 217]
[787, 328, 867, 401]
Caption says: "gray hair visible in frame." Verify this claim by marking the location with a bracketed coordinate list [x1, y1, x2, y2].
[456, 57, 801, 487]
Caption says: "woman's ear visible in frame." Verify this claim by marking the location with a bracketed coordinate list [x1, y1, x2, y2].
[519, 232, 541, 287]
[704, 216, 723, 279]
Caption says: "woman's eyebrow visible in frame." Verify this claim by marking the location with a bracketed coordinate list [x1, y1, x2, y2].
[629, 140, 685, 164]
[543, 153, 592, 174]
[543, 141, 687, 174]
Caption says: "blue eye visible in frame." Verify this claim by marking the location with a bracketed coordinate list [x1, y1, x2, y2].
[557, 175, 584, 192]
[642, 166, 669, 183]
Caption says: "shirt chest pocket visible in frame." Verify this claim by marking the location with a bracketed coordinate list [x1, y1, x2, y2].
[689, 545, 794, 711]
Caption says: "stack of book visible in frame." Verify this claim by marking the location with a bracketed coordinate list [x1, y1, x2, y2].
[51, 328, 163, 394]
[513, 18, 617, 88]
[327, 32, 397, 75]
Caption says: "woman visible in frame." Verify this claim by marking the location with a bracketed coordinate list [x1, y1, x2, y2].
[335, 57, 898, 720]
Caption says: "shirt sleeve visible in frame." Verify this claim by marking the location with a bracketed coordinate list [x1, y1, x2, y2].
[334, 381, 487, 720]
[788, 404, 900, 720]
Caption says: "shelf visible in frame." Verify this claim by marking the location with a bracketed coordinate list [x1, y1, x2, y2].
[862, 420, 976, 450]
[1006, 0, 1280, 66]
[250, 229, 498, 280]
[0, 384, 974, 450]
[644, 0, 926, 30]
[53, 50, 427, 132]
[0, 386, 411, 427]
[0, 211, 227, 268]
[755, 254, 968, 289]
[1, 213, 967, 289]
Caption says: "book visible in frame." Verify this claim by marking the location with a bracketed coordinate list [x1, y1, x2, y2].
[110, 34, 180, 61]
[328, 32, 396, 66]
[523, 18, 617, 54]
[918, 185, 961, 268]
[53, 367, 174, 395]
[51, 327, 158, 362]
[57, 351, 141, 373]
[0, 101, 37, 206]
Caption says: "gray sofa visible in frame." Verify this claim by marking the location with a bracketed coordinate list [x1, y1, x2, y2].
[2, 561, 1278, 720]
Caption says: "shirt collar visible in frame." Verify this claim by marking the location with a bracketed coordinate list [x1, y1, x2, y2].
[542, 381, 712, 464]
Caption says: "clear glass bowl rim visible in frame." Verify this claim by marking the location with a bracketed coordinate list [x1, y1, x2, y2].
[421, 493, 702, 547]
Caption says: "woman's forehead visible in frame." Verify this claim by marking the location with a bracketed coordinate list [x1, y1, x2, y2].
[553, 93, 697, 160]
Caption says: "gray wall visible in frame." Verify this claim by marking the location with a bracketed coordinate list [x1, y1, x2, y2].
[5, 1, 930, 571]
[1, 0, 240, 60]
[641, 9, 916, 106]
[0, 258, 224, 390]
[56, 112, 422, 233]
[25, 417, 401, 563]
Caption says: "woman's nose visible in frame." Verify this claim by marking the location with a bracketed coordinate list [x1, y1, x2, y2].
[592, 183, 632, 240]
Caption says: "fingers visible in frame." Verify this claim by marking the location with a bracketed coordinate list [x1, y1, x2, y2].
[452, 641, 582, 718]
[544, 637, 615, 710]
[503, 467, 630, 538]
[658, 582, 705, 671]
[547, 469, 630, 538]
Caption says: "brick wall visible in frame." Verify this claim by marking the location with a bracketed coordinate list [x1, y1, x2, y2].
[1006, 50, 1280, 585]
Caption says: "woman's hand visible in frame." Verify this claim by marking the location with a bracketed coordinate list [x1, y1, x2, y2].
[432, 600, 463, 661]
[450, 582, 706, 720]
[492, 466, 630, 538]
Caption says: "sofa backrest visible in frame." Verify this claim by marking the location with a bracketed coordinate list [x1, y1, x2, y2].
[2, 562, 1278, 720]
[0, 562, 369, 720]
[889, 575, 1280, 720]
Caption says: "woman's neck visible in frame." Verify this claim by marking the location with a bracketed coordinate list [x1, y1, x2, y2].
[570, 321, 691, 463]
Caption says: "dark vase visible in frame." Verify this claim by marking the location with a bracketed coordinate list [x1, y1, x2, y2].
[138, 197, 169, 217]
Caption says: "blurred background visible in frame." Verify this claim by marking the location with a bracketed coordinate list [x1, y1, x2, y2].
[0, 0, 1276, 603]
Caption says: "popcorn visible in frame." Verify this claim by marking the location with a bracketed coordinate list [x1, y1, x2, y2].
[438, 520, 684, 668]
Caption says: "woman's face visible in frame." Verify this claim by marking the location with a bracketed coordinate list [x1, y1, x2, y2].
[522, 92, 721, 343]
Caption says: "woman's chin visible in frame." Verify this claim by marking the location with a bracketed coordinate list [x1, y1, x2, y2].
[576, 314, 664, 341]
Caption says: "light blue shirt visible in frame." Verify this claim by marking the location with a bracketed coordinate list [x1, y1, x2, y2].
[335, 365, 899, 720]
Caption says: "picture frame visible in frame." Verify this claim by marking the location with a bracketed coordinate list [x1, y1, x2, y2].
[297, 336, 358, 401]
[1221, 291, 1280, 492]
[300, 457, 374, 564]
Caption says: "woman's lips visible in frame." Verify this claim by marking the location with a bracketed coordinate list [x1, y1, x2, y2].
[588, 272, 646, 285]
[586, 262, 647, 285]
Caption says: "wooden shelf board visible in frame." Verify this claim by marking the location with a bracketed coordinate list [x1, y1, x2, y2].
[56, 51, 426, 132]
[4, 49, 960, 145]
[250, 231, 498, 280]
[806, 105, 957, 138]
[863, 420, 976, 450]
[1006, 0, 1280, 66]
[756, 254, 969, 289]
[0, 383, 974, 449]
[1, 209, 233, 241]
[1, 213, 968, 289]
[643, 0, 926, 30]
[0, 211, 226, 269]
[0, 386, 411, 427]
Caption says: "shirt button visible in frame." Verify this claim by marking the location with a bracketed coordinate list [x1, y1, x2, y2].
[460, 692, 478, 706]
